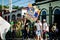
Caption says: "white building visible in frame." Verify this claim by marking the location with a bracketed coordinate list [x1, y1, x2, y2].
[3, 9, 22, 22]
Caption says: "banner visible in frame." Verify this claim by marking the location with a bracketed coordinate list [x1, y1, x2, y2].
[25, 13, 38, 22]
[24, 4, 40, 22]
[0, 16, 10, 40]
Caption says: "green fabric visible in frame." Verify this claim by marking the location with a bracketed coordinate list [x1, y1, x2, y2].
[45, 33, 49, 37]
[10, 21, 14, 25]
[16, 30, 22, 38]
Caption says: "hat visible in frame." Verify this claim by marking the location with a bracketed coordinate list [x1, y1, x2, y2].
[43, 19, 46, 21]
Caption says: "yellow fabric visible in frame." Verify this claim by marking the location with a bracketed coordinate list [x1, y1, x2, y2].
[16, 21, 22, 31]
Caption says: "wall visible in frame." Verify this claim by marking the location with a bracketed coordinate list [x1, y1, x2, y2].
[37, 3, 49, 24]
[51, 1, 60, 9]
[3, 10, 22, 22]
[36, 1, 60, 25]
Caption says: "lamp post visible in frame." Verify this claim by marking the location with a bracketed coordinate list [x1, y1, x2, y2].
[9, 0, 12, 22]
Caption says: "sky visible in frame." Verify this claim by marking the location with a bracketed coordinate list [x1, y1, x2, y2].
[0, 0, 35, 7]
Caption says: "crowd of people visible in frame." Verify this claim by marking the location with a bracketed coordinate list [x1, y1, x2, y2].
[4, 13, 59, 40]
[5, 15, 50, 40]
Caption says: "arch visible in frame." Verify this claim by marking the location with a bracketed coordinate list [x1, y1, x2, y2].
[53, 6, 60, 14]
[41, 8, 47, 21]
[53, 6, 60, 35]
[53, 6, 60, 24]
[42, 11, 46, 15]
[17, 13, 21, 18]
[12, 14, 16, 20]
[41, 8, 47, 15]
[54, 9, 60, 14]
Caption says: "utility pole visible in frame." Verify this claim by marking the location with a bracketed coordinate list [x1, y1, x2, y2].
[2, 0, 4, 18]
[9, 0, 12, 22]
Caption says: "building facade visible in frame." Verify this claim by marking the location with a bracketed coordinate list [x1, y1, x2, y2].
[33, 0, 60, 26]
[3, 9, 22, 22]
[1, 0, 60, 25]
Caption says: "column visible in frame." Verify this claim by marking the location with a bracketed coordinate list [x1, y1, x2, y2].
[40, 15, 42, 22]
[16, 14, 17, 20]
[49, 7, 52, 25]
[52, 15, 54, 24]
[47, 15, 49, 25]
[5, 16, 8, 21]
[2, 0, 4, 18]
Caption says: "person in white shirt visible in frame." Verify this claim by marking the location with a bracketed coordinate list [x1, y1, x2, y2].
[43, 19, 49, 40]
[34, 19, 42, 40]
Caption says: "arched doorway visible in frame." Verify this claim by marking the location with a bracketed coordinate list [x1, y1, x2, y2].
[42, 10, 46, 22]
[12, 15, 16, 20]
[53, 7, 60, 36]
[17, 14, 21, 18]
[54, 9, 60, 23]
[8, 15, 10, 22]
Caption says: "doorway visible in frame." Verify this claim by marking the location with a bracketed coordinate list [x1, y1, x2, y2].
[12, 15, 16, 20]
[54, 8, 60, 36]
[42, 11, 46, 22]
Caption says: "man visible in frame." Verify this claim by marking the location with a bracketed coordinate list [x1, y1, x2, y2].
[51, 23, 58, 40]
[34, 19, 42, 40]
[43, 19, 49, 40]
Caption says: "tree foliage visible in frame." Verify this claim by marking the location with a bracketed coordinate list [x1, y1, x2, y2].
[12, 5, 19, 9]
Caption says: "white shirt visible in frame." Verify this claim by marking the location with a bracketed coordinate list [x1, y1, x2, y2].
[35, 22, 42, 30]
[43, 22, 49, 31]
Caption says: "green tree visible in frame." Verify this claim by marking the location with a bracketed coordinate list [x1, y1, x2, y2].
[12, 5, 19, 9]
[4, 5, 9, 8]
[0, 5, 2, 12]
[0, 5, 9, 12]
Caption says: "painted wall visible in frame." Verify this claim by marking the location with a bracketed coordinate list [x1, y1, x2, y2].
[36, 1, 60, 25]
[37, 3, 49, 24]
[38, 3, 49, 15]
[51, 1, 60, 9]
[3, 10, 22, 22]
